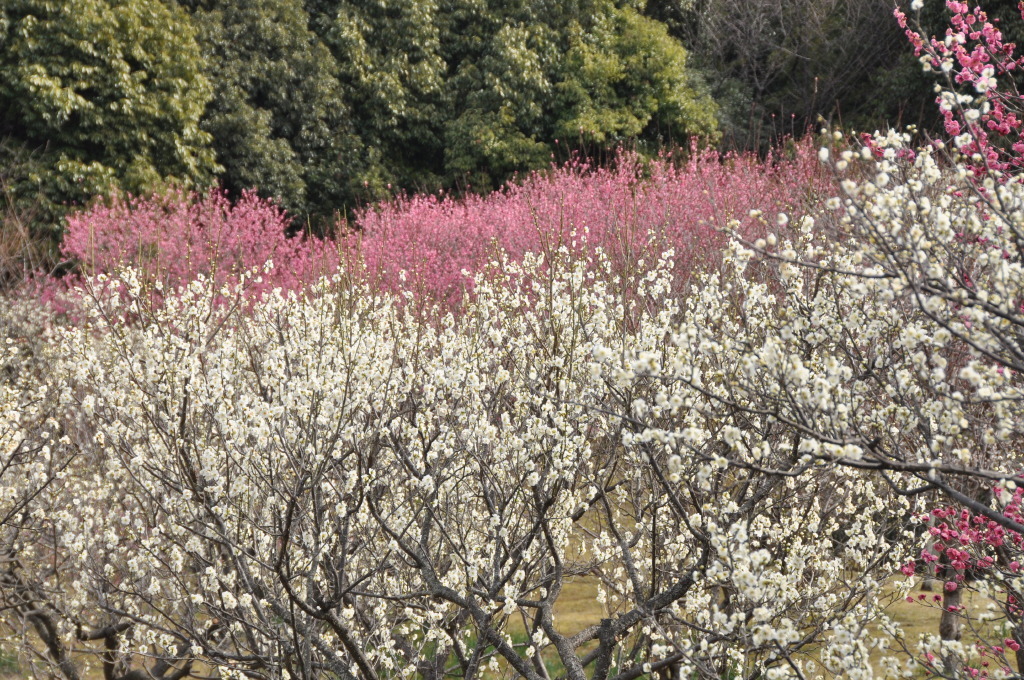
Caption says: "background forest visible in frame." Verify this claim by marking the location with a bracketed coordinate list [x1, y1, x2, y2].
[4, 0, 1017, 252]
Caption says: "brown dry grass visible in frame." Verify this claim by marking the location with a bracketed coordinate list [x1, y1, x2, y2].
[0, 575, 1010, 679]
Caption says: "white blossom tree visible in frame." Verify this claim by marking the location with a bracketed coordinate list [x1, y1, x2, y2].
[591, 126, 1024, 677]
[0, 242, 909, 680]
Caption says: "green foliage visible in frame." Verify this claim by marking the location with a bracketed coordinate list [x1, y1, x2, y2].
[0, 0, 218, 236]
[324, 0, 447, 194]
[553, 5, 717, 145]
[443, 108, 551, 189]
[187, 0, 368, 225]
[1, 0, 718, 235]
[323, 0, 717, 194]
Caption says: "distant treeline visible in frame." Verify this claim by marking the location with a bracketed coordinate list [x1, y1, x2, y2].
[1, 0, 1019, 240]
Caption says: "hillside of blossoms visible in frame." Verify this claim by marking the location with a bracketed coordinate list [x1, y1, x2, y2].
[3, 2, 1024, 679]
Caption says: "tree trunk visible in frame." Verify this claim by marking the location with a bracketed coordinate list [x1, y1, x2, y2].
[939, 564, 963, 676]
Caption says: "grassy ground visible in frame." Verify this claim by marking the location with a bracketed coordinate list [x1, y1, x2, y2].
[530, 575, 1013, 679]
[4, 576, 1010, 679]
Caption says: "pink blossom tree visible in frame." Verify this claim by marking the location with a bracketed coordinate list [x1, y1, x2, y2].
[54, 189, 340, 310]
[896, 0, 1024, 179]
[348, 141, 833, 309]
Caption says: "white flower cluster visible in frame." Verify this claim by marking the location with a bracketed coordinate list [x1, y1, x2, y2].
[0, 244, 902, 680]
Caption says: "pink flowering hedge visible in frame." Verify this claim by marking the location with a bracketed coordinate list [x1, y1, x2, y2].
[49, 189, 340, 310]
[43, 139, 834, 315]
[347, 139, 834, 307]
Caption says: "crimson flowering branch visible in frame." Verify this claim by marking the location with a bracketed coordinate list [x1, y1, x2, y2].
[898, 490, 1024, 678]
[896, 1, 1024, 178]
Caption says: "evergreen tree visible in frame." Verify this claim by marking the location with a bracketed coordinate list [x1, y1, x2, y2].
[187, 0, 367, 227]
[0, 0, 218, 238]
[323, 0, 717, 193]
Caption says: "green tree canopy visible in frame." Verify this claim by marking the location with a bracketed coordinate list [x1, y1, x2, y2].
[324, 0, 447, 194]
[552, 4, 716, 145]
[322, 0, 718, 194]
[0, 0, 218, 237]
[186, 0, 369, 226]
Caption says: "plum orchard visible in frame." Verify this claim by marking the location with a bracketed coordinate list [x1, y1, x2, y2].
[0, 244, 905, 679]
[6, 3, 1024, 677]
[10, 138, 1024, 680]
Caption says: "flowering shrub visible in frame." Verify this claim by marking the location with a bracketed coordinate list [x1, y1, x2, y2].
[899, 493, 1024, 678]
[897, 0, 1024, 179]
[350, 140, 832, 308]
[40, 140, 831, 318]
[54, 189, 340, 308]
[0, 242, 906, 680]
